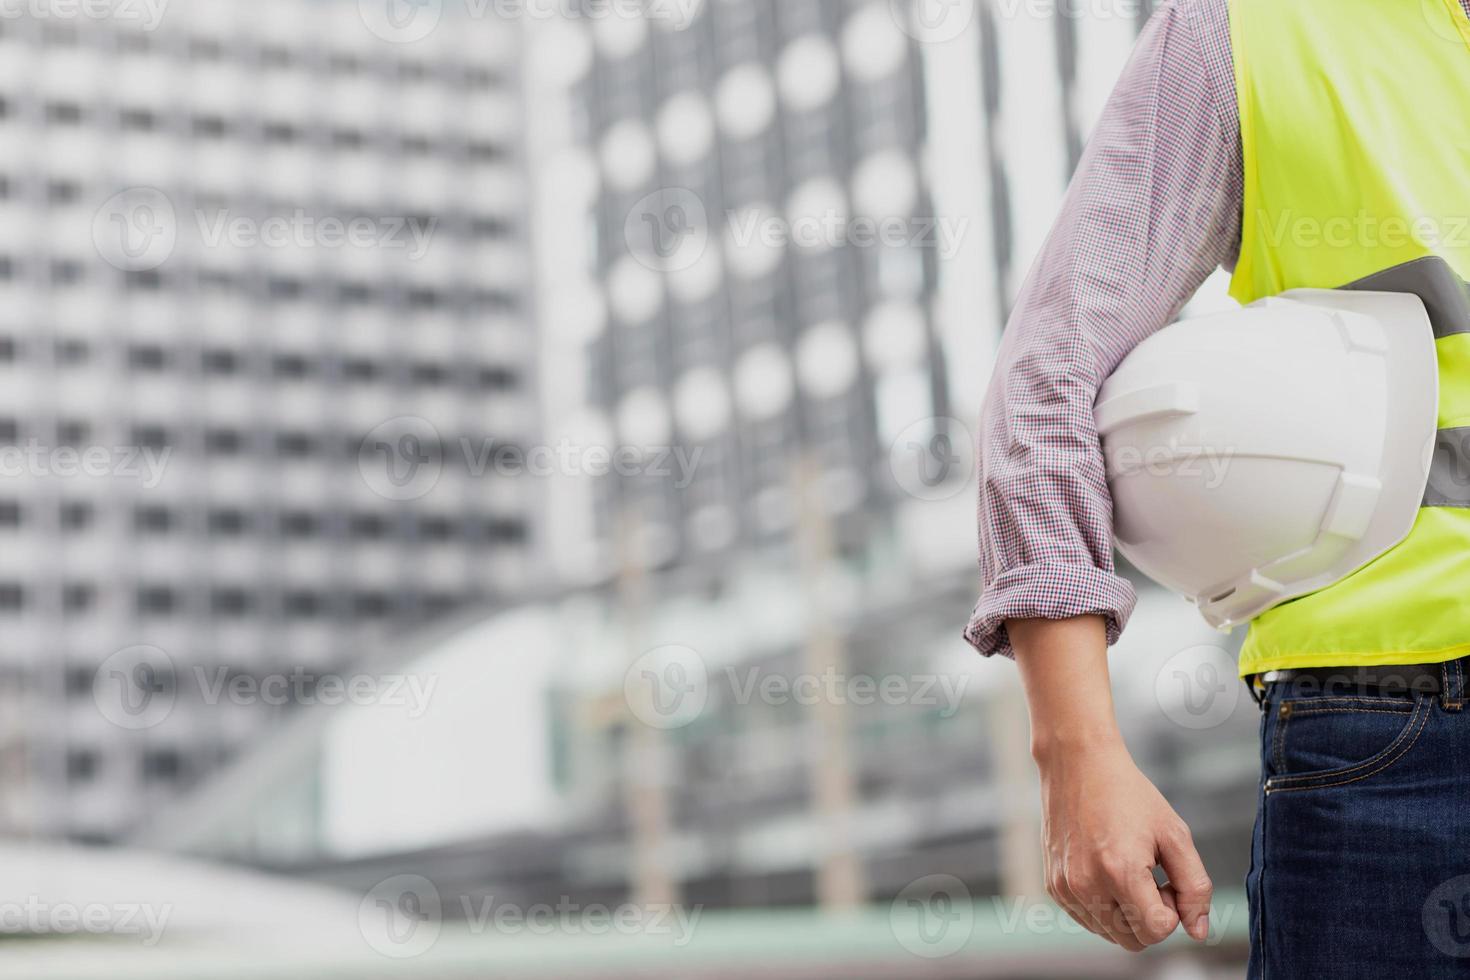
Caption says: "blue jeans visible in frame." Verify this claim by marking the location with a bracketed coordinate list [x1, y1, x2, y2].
[1248, 661, 1470, 977]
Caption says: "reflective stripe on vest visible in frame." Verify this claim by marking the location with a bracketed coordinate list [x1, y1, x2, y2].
[1427, 428, 1470, 507]
[1229, 0, 1470, 673]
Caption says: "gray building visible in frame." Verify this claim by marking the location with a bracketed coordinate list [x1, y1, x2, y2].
[560, 0, 948, 573]
[141, 0, 1254, 942]
[0, 0, 540, 841]
[520, 0, 1243, 913]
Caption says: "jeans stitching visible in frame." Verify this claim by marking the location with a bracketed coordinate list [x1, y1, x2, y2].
[1447, 661, 1465, 711]
[1287, 705, 1414, 717]
[1265, 698, 1430, 794]
[1274, 695, 1417, 710]
[1253, 698, 1268, 978]
[1270, 704, 1411, 778]
[1271, 705, 1289, 774]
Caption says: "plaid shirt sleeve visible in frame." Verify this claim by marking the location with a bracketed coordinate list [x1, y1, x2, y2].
[965, 0, 1243, 657]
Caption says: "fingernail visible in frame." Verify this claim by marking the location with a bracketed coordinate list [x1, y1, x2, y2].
[1195, 915, 1209, 940]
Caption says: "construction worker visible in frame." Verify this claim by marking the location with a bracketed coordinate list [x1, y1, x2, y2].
[968, 0, 1470, 975]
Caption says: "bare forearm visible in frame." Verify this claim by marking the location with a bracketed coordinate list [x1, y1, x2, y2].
[1008, 615, 1124, 764]
[1007, 614, 1212, 947]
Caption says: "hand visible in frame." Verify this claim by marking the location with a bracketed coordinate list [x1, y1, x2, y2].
[1006, 615, 1212, 951]
[1036, 738, 1212, 949]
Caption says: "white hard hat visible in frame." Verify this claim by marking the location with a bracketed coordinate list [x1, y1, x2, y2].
[1096, 288, 1440, 629]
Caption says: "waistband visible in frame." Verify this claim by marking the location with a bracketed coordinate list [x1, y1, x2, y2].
[1248, 656, 1470, 711]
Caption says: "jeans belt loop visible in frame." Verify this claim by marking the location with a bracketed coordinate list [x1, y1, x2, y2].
[1442, 658, 1466, 712]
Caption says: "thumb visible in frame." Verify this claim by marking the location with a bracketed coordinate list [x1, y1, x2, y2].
[1157, 824, 1212, 942]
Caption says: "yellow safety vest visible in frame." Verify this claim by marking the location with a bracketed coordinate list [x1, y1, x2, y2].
[1230, 0, 1470, 675]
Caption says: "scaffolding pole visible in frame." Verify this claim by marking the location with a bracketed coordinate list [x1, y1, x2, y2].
[616, 508, 679, 909]
[793, 457, 868, 911]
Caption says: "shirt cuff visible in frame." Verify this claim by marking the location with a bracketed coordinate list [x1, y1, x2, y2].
[963, 562, 1138, 659]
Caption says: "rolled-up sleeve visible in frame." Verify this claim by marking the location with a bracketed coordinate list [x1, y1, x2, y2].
[965, 0, 1243, 657]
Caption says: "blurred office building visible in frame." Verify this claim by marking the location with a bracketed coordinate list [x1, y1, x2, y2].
[530, 0, 1183, 586]
[0, 2, 540, 842]
[92, 8, 1259, 980]
[532, 0, 949, 577]
[518, 0, 1207, 911]
[151, 0, 1251, 908]
[527, 0, 962, 912]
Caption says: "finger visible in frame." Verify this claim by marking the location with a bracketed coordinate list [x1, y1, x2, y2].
[1092, 899, 1146, 952]
[1064, 898, 1115, 942]
[1066, 879, 1142, 950]
[1108, 862, 1179, 946]
[1049, 873, 1114, 943]
[1158, 825, 1213, 942]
